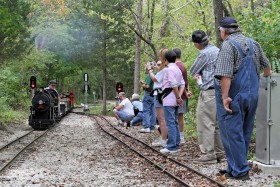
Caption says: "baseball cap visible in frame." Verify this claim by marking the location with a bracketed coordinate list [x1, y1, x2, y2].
[191, 30, 208, 43]
[219, 17, 238, 28]
[49, 80, 57, 85]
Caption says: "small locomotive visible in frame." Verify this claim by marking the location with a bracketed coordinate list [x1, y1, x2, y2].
[28, 78, 74, 130]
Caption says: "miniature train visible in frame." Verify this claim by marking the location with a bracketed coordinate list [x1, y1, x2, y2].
[29, 88, 74, 130]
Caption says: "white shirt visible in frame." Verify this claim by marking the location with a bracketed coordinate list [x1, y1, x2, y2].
[120, 98, 134, 116]
[153, 67, 167, 95]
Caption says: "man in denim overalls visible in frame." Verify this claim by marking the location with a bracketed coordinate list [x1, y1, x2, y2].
[214, 17, 271, 180]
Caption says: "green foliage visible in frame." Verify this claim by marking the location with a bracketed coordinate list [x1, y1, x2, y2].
[274, 180, 280, 187]
[0, 0, 31, 63]
[0, 109, 27, 124]
[0, 0, 279, 129]
[236, 0, 280, 60]
[0, 66, 30, 107]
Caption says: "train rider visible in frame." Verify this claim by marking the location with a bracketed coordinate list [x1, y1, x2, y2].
[45, 80, 60, 104]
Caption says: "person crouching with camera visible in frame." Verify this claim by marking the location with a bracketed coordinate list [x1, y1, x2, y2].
[113, 92, 134, 127]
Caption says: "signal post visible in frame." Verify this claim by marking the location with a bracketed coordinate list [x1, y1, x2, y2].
[84, 73, 89, 111]
[30, 76, 36, 98]
[115, 82, 124, 106]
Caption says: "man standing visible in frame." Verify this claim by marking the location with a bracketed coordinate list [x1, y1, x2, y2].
[173, 48, 191, 144]
[215, 17, 271, 180]
[190, 30, 224, 164]
[113, 92, 134, 127]
[139, 66, 156, 133]
[159, 50, 185, 154]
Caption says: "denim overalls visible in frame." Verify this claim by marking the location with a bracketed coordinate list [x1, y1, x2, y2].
[215, 39, 259, 177]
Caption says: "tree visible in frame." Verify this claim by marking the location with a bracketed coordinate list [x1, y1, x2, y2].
[0, 0, 31, 64]
[212, 0, 223, 48]
[134, 0, 143, 94]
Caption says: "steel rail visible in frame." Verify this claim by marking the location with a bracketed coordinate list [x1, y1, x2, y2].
[98, 115, 226, 187]
[0, 130, 34, 151]
[0, 130, 49, 173]
[74, 112, 226, 187]
[91, 115, 191, 187]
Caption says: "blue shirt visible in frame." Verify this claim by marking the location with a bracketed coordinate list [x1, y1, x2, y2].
[132, 100, 143, 112]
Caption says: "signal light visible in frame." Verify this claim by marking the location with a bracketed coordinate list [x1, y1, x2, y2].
[116, 82, 123, 92]
[30, 76, 36, 89]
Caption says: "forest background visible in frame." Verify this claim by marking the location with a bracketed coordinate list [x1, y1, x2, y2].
[0, 0, 279, 144]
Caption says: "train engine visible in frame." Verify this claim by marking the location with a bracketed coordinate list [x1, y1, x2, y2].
[29, 88, 59, 130]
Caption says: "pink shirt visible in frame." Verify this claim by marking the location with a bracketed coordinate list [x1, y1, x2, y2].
[162, 63, 185, 106]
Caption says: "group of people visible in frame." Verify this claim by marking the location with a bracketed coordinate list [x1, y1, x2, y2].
[113, 17, 271, 181]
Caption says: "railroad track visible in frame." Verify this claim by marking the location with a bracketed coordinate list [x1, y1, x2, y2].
[74, 112, 226, 187]
[0, 130, 48, 174]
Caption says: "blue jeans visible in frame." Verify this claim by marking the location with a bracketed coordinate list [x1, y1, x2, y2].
[131, 112, 143, 125]
[215, 38, 259, 177]
[142, 92, 156, 130]
[164, 106, 180, 151]
[116, 110, 134, 122]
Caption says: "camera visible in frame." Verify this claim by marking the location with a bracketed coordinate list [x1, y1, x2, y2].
[149, 61, 155, 67]
[145, 61, 155, 70]
[114, 96, 120, 100]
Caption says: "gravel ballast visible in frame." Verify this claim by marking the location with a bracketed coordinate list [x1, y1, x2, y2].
[0, 113, 279, 186]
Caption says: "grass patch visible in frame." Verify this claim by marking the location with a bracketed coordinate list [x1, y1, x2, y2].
[0, 109, 28, 124]
[274, 181, 280, 187]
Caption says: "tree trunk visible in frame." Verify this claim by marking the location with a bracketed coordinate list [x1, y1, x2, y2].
[198, 1, 210, 34]
[134, 0, 143, 94]
[102, 21, 107, 115]
[250, 0, 255, 12]
[213, 0, 223, 48]
[160, 0, 170, 48]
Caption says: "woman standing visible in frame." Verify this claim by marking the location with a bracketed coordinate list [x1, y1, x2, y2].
[146, 48, 168, 147]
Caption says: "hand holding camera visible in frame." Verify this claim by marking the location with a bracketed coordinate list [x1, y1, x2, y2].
[145, 61, 155, 70]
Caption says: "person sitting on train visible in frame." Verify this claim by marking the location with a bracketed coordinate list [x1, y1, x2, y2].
[44, 80, 60, 104]
[113, 92, 134, 127]
[130, 93, 144, 126]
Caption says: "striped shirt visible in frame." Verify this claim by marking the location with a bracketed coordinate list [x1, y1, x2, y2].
[214, 33, 270, 83]
[190, 44, 219, 91]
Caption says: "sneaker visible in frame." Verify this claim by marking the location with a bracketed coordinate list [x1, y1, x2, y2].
[160, 148, 181, 154]
[193, 154, 217, 164]
[151, 139, 166, 147]
[162, 140, 167, 147]
[118, 122, 124, 126]
[180, 138, 186, 144]
[155, 124, 160, 130]
[225, 172, 249, 181]
[140, 128, 151, 133]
